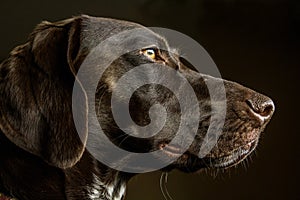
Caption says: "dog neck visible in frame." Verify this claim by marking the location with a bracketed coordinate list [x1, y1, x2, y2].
[87, 173, 127, 200]
[65, 153, 135, 200]
[0, 193, 16, 200]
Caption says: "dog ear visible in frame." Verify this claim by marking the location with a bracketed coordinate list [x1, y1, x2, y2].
[0, 16, 88, 169]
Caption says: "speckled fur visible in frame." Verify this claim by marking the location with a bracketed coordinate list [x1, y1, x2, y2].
[0, 15, 274, 199]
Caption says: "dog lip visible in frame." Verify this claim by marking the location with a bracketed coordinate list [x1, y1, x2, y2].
[211, 139, 258, 168]
[159, 142, 184, 157]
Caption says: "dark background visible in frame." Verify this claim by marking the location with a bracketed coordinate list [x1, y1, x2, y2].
[0, 0, 299, 199]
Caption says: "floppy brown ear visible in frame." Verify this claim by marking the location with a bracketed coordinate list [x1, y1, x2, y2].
[0, 16, 88, 169]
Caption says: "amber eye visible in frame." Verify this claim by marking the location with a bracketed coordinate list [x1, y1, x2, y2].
[141, 48, 156, 60]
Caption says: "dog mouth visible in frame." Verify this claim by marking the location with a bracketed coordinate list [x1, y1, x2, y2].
[159, 142, 186, 158]
[208, 139, 258, 168]
[158, 138, 258, 170]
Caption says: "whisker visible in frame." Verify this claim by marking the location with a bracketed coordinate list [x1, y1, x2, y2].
[110, 132, 128, 142]
[160, 172, 174, 200]
[117, 135, 130, 147]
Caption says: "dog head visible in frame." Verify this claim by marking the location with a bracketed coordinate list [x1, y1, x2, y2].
[0, 15, 274, 173]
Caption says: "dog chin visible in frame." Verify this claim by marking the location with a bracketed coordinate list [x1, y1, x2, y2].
[207, 139, 259, 169]
[160, 153, 206, 173]
[161, 139, 259, 173]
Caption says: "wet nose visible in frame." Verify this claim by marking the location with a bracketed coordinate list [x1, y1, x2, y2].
[246, 94, 275, 122]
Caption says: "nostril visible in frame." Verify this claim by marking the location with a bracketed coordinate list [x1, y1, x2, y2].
[246, 99, 275, 119]
[260, 103, 274, 117]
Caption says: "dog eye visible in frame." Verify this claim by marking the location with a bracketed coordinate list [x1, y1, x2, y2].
[141, 48, 157, 60]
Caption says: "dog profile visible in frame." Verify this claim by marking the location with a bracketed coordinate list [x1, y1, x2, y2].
[0, 15, 274, 200]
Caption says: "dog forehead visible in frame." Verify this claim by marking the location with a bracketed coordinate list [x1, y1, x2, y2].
[80, 15, 168, 51]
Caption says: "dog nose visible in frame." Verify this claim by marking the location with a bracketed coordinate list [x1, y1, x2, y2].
[246, 94, 275, 122]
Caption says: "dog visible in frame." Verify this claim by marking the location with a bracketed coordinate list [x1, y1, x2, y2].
[0, 15, 274, 200]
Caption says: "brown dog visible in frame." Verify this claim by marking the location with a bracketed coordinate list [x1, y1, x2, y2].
[0, 15, 274, 200]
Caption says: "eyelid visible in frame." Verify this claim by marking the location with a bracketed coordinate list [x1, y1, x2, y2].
[142, 45, 159, 50]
